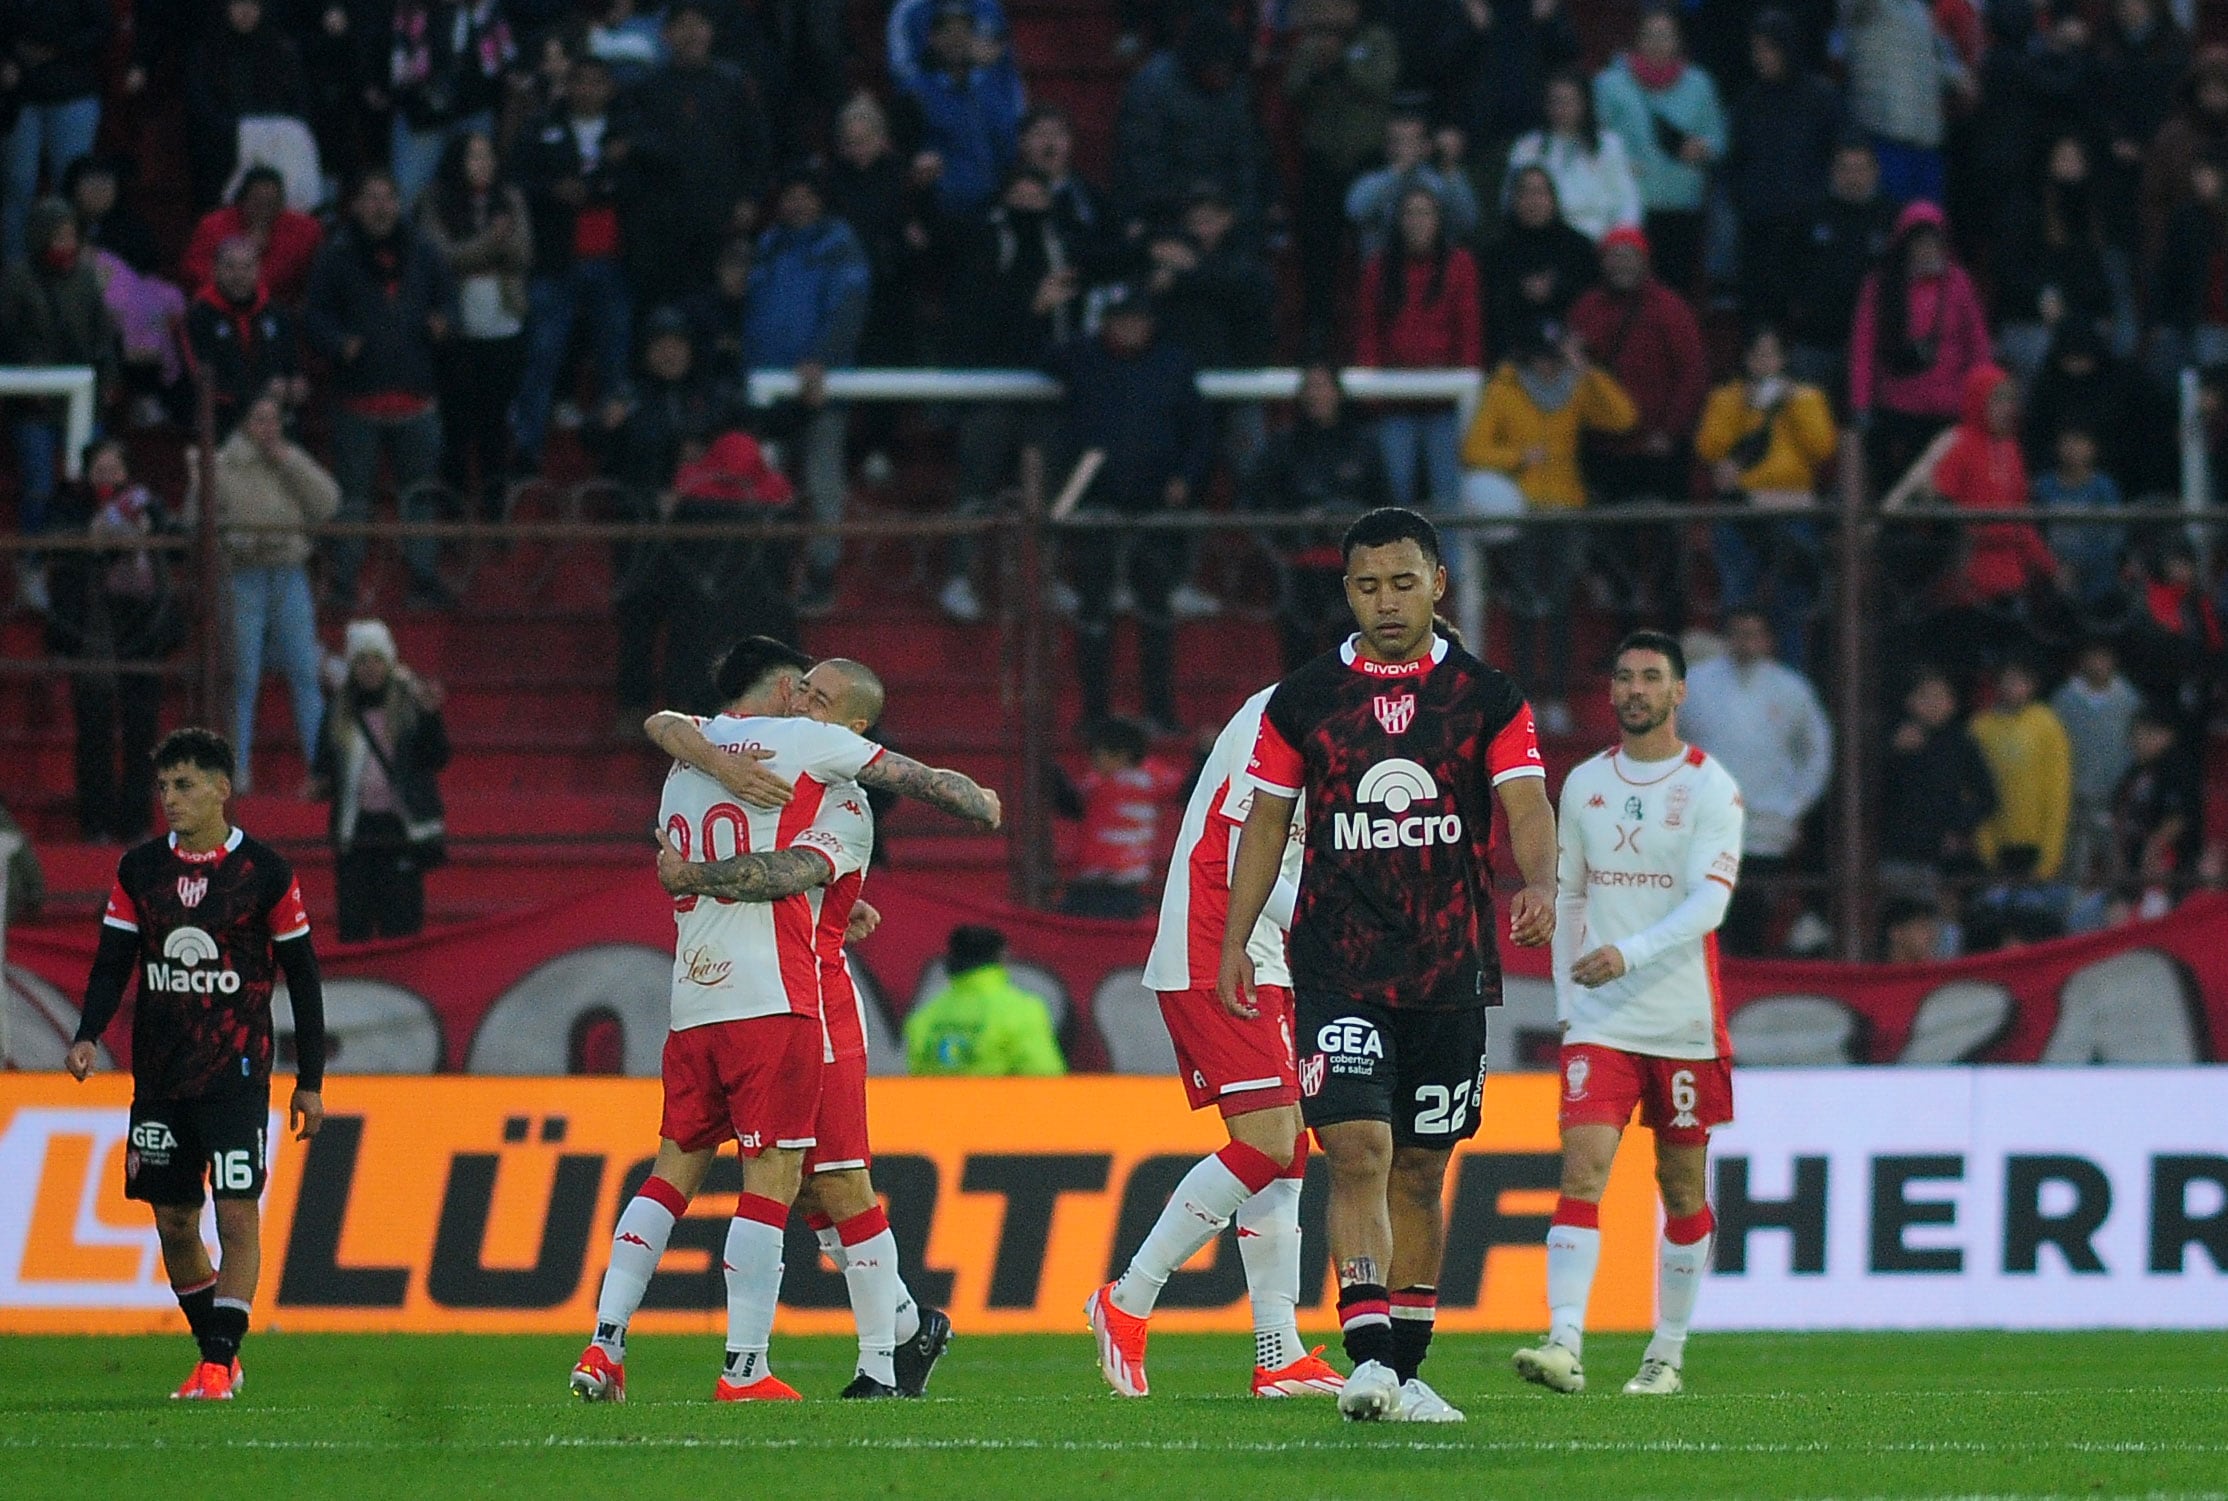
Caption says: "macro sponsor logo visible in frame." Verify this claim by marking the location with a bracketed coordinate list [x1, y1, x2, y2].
[1316, 1018, 1384, 1081]
[143, 927, 240, 995]
[1333, 760, 1463, 851]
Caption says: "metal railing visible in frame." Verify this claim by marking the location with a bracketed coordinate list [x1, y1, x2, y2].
[10, 363, 2225, 961]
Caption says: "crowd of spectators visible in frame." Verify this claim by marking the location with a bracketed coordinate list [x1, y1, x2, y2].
[3, 0, 2228, 947]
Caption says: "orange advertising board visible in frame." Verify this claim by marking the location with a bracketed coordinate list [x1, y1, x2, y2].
[0, 1075, 1659, 1335]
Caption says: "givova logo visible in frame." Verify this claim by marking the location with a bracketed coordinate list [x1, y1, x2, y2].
[144, 926, 241, 995]
[1333, 759, 1464, 850]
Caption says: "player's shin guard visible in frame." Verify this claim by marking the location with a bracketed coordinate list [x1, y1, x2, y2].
[721, 1194, 788, 1385]
[1336, 1283, 1393, 1370]
[200, 1298, 250, 1367]
[1111, 1141, 1282, 1319]
[1546, 1196, 1603, 1355]
[1647, 1207, 1714, 1368]
[837, 1206, 901, 1387]
[594, 1176, 687, 1359]
[1390, 1286, 1437, 1383]
[812, 1209, 923, 1345]
[1237, 1140, 1306, 1371]
[172, 1275, 217, 1347]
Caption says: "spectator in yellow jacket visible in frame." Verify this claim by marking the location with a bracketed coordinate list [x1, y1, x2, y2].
[1694, 323, 1839, 667]
[904, 926, 1068, 1077]
[1458, 318, 1635, 732]
[1970, 659, 2073, 879]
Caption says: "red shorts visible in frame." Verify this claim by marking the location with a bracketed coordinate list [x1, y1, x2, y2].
[804, 1050, 871, 1176]
[1557, 1043, 1733, 1147]
[660, 1014, 823, 1156]
[1158, 984, 1299, 1117]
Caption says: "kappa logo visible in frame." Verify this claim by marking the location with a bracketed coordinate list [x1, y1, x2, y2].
[177, 875, 208, 908]
[1372, 694, 1416, 736]
[143, 927, 240, 995]
[838, 800, 866, 818]
[1564, 1054, 1591, 1101]
[1587, 793, 1606, 809]
[1334, 759, 1463, 851]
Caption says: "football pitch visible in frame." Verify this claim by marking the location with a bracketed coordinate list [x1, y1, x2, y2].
[2, 1331, 2221, 1499]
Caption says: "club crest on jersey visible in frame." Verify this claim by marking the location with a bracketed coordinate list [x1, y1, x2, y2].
[1299, 1052, 1326, 1097]
[1373, 694, 1416, 735]
[177, 875, 208, 908]
[1665, 784, 1691, 829]
[1564, 1055, 1591, 1100]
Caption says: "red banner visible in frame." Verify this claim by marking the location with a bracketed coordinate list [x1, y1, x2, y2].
[7, 877, 2224, 1073]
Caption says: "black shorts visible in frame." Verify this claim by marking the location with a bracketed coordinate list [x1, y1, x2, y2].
[1294, 994, 1489, 1148]
[125, 1088, 270, 1207]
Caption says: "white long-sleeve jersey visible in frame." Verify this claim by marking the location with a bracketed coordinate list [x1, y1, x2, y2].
[1678, 655, 1830, 858]
[1143, 687, 1305, 992]
[1553, 744, 1744, 1060]
[657, 715, 880, 1031]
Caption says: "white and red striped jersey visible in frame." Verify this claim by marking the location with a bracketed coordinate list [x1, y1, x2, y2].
[658, 715, 881, 1031]
[1553, 744, 1744, 1060]
[814, 797, 876, 1063]
[1143, 687, 1306, 992]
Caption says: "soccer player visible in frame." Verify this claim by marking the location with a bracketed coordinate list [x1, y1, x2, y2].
[1220, 507, 1558, 1423]
[571, 641, 997, 1402]
[1512, 630, 1742, 1396]
[64, 728, 328, 1401]
[1088, 684, 1344, 1400]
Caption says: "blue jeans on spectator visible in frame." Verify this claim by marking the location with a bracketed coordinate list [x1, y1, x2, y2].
[330, 405, 445, 598]
[10, 418, 60, 535]
[511, 259, 634, 465]
[230, 565, 326, 792]
[1376, 409, 1461, 512]
[390, 110, 493, 209]
[1714, 515, 1822, 669]
[2, 94, 100, 258]
[1869, 135, 1944, 208]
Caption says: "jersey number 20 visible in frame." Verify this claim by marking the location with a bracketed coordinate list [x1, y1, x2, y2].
[665, 804, 751, 911]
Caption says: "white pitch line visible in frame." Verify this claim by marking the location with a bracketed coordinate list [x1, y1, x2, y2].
[4, 1435, 2227, 1458]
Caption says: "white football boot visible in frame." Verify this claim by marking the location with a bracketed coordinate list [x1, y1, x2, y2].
[1394, 1377, 1466, 1422]
[1623, 1357, 1683, 1395]
[1337, 1359, 1402, 1421]
[1512, 1338, 1586, 1393]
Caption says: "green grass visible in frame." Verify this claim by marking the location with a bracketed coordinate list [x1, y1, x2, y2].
[3, 1332, 2223, 1499]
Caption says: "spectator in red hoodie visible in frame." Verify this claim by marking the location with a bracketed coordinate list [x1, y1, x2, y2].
[1885, 366, 2065, 649]
[1850, 199, 1992, 491]
[1353, 182, 1481, 515]
[1568, 224, 1706, 625]
[181, 167, 326, 305]
[1052, 716, 1190, 919]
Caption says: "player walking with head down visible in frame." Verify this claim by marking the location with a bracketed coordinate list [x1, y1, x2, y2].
[1513, 630, 1741, 1396]
[1220, 507, 1559, 1423]
[66, 728, 328, 1401]
[1086, 682, 1343, 1401]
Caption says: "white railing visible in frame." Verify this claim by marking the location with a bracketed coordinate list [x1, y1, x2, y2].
[746, 365, 1490, 637]
[0, 366, 98, 479]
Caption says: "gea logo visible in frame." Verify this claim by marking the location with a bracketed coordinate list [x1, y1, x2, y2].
[1332, 759, 1464, 851]
[144, 926, 241, 995]
[1316, 1019, 1385, 1058]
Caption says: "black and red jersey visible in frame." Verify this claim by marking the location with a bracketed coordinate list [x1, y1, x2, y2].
[1249, 633, 1543, 1012]
[102, 828, 311, 1099]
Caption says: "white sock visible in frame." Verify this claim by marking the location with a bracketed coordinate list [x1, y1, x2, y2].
[593, 1179, 684, 1358]
[1111, 1143, 1280, 1319]
[1545, 1221, 1602, 1356]
[837, 1208, 900, 1386]
[1236, 1176, 1304, 1370]
[818, 1216, 922, 1344]
[721, 1196, 787, 1385]
[1647, 1226, 1712, 1367]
